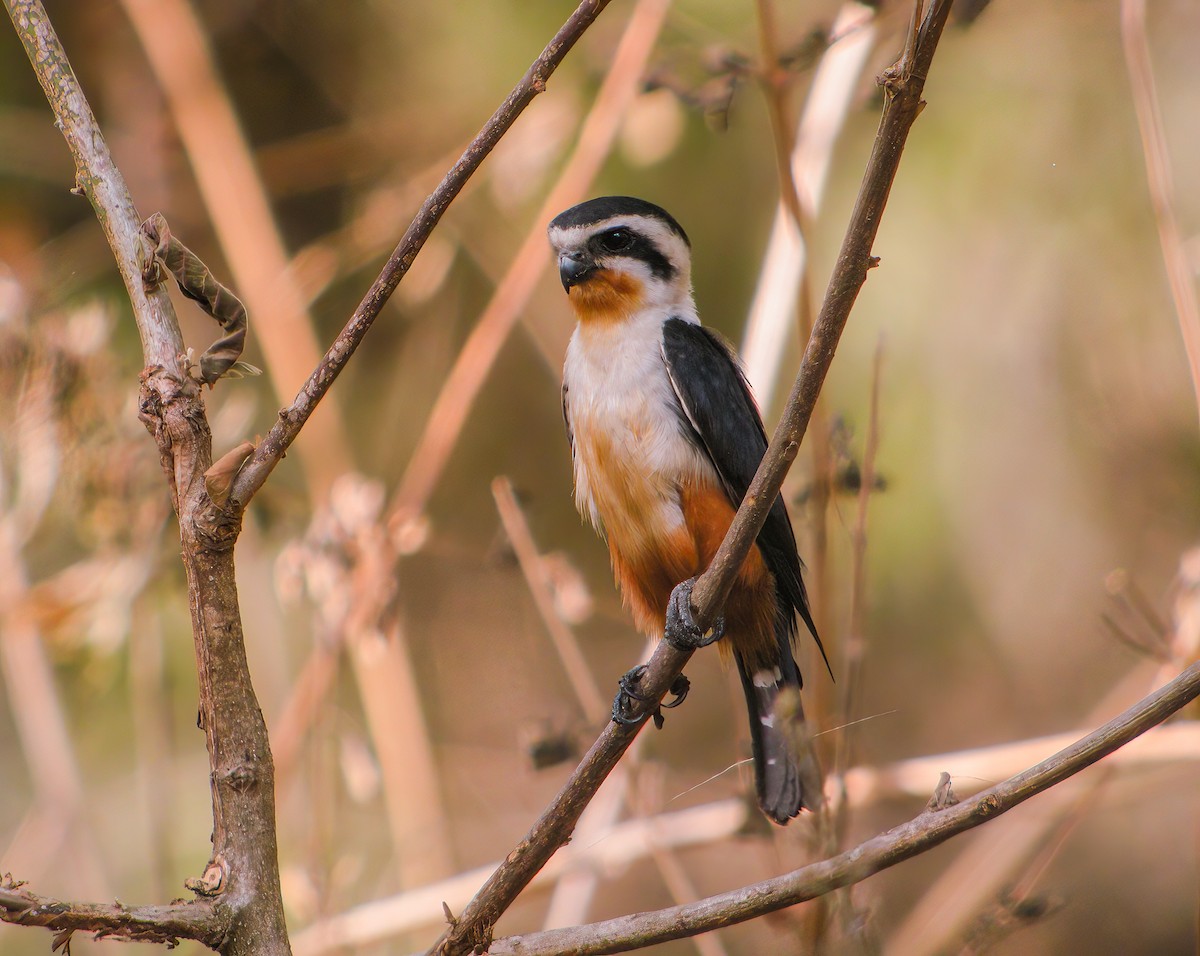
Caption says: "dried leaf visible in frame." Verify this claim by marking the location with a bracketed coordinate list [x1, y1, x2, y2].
[141, 213, 254, 386]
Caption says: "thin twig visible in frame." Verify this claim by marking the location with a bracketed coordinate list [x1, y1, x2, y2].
[230, 0, 616, 507]
[1120, 0, 1200, 427]
[486, 659, 1200, 955]
[492, 476, 608, 723]
[833, 340, 884, 786]
[389, 0, 671, 529]
[5, 0, 184, 371]
[491, 479, 726, 949]
[754, 0, 805, 235]
[741, 1, 878, 409]
[119, 0, 351, 498]
[428, 5, 955, 954]
[292, 799, 749, 956]
[690, 0, 953, 627]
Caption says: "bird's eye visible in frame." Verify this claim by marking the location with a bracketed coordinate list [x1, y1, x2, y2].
[597, 229, 634, 253]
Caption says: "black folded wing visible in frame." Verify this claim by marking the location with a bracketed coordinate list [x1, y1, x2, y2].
[659, 317, 824, 667]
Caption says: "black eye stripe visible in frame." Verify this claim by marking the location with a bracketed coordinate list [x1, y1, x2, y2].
[588, 228, 676, 281]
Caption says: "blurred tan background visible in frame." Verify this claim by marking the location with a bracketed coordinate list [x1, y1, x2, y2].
[1, 1, 1198, 954]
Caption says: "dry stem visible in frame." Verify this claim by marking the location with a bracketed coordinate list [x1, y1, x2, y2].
[5, 2, 288, 953]
[1120, 0, 1200, 427]
[487, 659, 1200, 954]
[230, 0, 616, 507]
[389, 0, 670, 527]
[428, 4, 955, 954]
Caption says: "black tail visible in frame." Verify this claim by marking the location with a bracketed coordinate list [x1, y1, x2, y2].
[735, 647, 823, 823]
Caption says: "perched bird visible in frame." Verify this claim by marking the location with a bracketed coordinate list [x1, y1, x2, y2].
[549, 196, 825, 823]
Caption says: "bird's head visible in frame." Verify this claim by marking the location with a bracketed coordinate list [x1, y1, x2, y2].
[547, 196, 693, 323]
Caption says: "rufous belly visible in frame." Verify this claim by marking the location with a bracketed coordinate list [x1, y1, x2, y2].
[581, 431, 777, 668]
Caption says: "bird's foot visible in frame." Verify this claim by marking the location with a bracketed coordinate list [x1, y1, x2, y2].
[664, 577, 725, 651]
[611, 665, 691, 729]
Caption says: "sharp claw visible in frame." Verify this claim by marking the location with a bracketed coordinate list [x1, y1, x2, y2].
[611, 664, 651, 725]
[617, 664, 653, 701]
[659, 673, 690, 709]
[610, 665, 690, 728]
[612, 707, 645, 726]
[665, 577, 725, 651]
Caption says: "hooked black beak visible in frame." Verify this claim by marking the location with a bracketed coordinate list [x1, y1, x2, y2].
[558, 251, 597, 291]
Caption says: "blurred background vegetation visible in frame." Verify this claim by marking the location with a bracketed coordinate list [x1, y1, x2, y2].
[1, 1, 1198, 954]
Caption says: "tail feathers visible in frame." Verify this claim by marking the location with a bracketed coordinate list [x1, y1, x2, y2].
[736, 654, 824, 823]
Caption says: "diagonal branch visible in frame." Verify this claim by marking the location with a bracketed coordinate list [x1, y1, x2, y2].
[689, 0, 953, 626]
[389, 0, 670, 529]
[1120, 0, 1200, 427]
[229, 0, 615, 507]
[429, 3, 956, 954]
[485, 659, 1200, 955]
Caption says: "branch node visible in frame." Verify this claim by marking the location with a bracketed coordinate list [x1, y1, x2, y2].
[185, 859, 227, 898]
[222, 762, 260, 793]
[205, 440, 257, 508]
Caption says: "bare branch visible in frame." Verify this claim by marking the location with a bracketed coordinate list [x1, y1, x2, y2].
[5, 3, 293, 952]
[4, 0, 185, 372]
[0, 883, 227, 950]
[391, 0, 671, 529]
[487, 660, 1200, 955]
[1120, 0, 1200, 427]
[428, 4, 956, 954]
[230, 0, 616, 507]
[690, 0, 954, 628]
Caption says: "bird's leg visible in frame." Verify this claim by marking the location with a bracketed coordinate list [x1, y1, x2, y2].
[664, 577, 725, 651]
[610, 666, 691, 728]
[611, 577, 717, 727]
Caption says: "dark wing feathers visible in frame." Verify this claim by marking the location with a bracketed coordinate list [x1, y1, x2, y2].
[659, 318, 826, 673]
